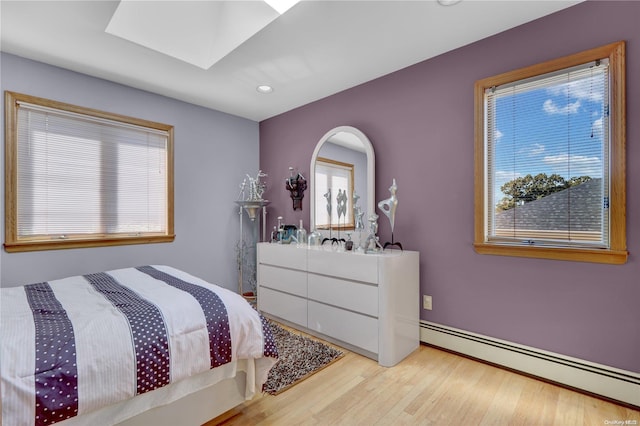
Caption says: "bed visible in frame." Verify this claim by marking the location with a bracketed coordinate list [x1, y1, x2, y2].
[0, 265, 278, 426]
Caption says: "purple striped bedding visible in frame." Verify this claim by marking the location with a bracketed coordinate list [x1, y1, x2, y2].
[0, 265, 278, 426]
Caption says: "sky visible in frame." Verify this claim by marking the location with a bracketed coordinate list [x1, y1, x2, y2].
[490, 64, 606, 205]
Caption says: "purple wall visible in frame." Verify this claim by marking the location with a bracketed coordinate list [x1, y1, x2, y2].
[259, 1, 639, 373]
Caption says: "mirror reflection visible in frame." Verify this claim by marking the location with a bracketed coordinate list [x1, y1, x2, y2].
[310, 127, 374, 233]
[315, 157, 355, 229]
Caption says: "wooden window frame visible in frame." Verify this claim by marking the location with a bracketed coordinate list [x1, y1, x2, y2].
[473, 41, 627, 264]
[4, 91, 175, 252]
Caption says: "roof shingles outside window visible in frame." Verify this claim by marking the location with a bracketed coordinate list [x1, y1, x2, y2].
[495, 179, 603, 235]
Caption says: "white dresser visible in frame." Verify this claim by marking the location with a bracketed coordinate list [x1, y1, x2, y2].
[257, 242, 420, 367]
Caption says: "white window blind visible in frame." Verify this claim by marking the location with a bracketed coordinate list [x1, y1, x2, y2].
[485, 59, 609, 248]
[15, 101, 169, 241]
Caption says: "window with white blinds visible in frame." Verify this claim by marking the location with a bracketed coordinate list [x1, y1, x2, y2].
[474, 42, 627, 264]
[486, 60, 609, 247]
[5, 91, 175, 252]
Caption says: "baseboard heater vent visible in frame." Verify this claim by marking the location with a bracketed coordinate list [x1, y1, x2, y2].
[420, 321, 639, 407]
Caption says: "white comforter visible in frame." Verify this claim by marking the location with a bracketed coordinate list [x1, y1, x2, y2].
[0, 265, 277, 426]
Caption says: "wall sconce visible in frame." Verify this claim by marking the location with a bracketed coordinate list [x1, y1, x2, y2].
[285, 166, 307, 211]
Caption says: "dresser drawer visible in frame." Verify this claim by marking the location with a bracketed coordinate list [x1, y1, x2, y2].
[258, 243, 306, 270]
[258, 264, 307, 297]
[307, 250, 378, 283]
[259, 287, 307, 328]
[308, 274, 378, 317]
[308, 301, 378, 354]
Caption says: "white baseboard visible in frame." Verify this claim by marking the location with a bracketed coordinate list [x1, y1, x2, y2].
[420, 321, 640, 407]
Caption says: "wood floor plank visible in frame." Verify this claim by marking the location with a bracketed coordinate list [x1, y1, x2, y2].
[554, 388, 585, 426]
[209, 327, 639, 426]
[479, 373, 526, 425]
[455, 367, 507, 425]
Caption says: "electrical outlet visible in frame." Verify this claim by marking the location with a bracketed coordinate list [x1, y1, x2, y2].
[423, 295, 433, 310]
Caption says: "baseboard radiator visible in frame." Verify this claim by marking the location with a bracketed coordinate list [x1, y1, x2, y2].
[420, 321, 640, 407]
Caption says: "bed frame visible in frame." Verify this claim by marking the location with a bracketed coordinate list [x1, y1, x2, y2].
[117, 373, 247, 426]
[57, 366, 250, 426]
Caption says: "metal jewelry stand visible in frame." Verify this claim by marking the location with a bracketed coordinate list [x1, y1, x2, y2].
[236, 200, 270, 303]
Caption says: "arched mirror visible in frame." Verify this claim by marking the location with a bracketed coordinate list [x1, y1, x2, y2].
[310, 126, 375, 233]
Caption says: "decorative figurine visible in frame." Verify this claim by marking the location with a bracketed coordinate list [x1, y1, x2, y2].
[378, 178, 402, 250]
[345, 232, 353, 251]
[238, 170, 267, 202]
[354, 205, 365, 230]
[285, 166, 307, 211]
[353, 190, 365, 251]
[363, 213, 383, 253]
[337, 188, 348, 222]
[324, 188, 332, 219]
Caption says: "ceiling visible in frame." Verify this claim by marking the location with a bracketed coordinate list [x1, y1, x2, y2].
[0, 0, 582, 122]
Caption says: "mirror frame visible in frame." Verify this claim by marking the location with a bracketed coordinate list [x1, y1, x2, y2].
[309, 126, 375, 232]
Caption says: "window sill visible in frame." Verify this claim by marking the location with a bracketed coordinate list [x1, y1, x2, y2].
[473, 243, 628, 265]
[4, 234, 175, 253]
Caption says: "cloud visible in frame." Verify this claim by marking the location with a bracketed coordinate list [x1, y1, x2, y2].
[495, 170, 519, 182]
[547, 77, 604, 103]
[543, 153, 602, 177]
[591, 116, 603, 140]
[543, 74, 605, 116]
[518, 143, 545, 156]
[543, 99, 581, 115]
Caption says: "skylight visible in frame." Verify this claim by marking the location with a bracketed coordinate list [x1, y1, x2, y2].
[105, 0, 298, 70]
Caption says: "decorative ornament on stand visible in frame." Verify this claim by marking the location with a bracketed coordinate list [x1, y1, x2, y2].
[321, 187, 347, 246]
[285, 166, 307, 211]
[236, 171, 270, 302]
[378, 178, 402, 250]
[237, 171, 270, 220]
[336, 188, 348, 243]
[321, 188, 334, 245]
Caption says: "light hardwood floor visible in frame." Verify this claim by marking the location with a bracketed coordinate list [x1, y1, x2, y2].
[208, 327, 639, 425]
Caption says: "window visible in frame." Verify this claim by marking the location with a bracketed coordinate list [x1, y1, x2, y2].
[474, 42, 627, 264]
[4, 91, 175, 252]
[314, 157, 355, 230]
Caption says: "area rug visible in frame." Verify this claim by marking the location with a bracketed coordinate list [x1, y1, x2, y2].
[262, 320, 344, 395]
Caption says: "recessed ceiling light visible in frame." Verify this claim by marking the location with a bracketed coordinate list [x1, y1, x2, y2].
[257, 85, 274, 94]
[437, 0, 462, 5]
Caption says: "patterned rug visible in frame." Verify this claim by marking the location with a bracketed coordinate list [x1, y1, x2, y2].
[262, 320, 344, 395]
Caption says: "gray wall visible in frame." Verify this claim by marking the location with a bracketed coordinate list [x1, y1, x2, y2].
[1, 53, 259, 290]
